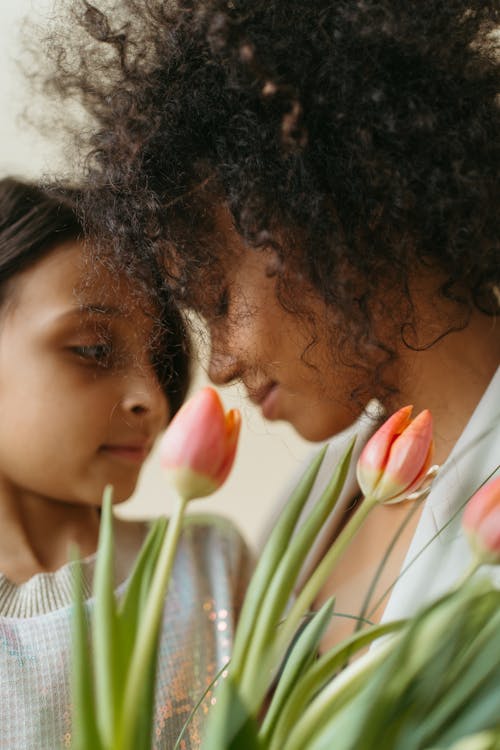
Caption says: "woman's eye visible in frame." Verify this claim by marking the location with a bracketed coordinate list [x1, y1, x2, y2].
[71, 344, 113, 366]
[215, 287, 230, 317]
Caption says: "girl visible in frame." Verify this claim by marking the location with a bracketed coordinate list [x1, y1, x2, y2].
[0, 178, 250, 749]
[46, 1, 498, 642]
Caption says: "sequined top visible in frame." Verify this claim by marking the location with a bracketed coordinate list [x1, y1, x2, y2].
[0, 514, 252, 750]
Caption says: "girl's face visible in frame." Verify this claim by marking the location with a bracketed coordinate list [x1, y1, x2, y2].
[199, 223, 371, 441]
[0, 241, 169, 506]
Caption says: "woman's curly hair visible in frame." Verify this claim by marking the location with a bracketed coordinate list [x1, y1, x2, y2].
[44, 0, 499, 383]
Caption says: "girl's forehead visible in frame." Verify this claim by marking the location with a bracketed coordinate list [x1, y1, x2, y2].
[5, 240, 156, 323]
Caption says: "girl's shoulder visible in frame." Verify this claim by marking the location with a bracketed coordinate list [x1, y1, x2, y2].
[182, 511, 249, 543]
[119, 511, 251, 563]
[116, 512, 253, 600]
[179, 512, 254, 579]
[0, 516, 149, 619]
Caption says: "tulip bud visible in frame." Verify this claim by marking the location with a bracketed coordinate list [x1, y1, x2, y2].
[159, 387, 241, 501]
[462, 476, 500, 565]
[356, 406, 433, 504]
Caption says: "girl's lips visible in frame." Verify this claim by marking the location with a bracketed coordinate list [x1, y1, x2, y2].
[100, 444, 149, 464]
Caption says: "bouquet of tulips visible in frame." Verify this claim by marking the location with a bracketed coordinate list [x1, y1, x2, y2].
[70, 388, 500, 750]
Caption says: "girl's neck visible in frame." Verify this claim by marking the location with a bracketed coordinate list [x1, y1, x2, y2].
[0, 488, 100, 584]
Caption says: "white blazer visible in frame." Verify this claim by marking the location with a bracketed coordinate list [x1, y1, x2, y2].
[262, 368, 500, 620]
[382, 367, 500, 622]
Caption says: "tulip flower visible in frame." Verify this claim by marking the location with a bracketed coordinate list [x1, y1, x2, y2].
[356, 405, 433, 504]
[115, 388, 241, 748]
[159, 386, 241, 501]
[462, 476, 500, 565]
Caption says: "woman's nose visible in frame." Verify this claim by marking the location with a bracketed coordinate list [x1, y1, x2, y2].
[207, 346, 241, 385]
[207, 325, 242, 385]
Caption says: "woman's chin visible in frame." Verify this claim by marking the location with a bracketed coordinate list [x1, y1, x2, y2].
[289, 406, 361, 443]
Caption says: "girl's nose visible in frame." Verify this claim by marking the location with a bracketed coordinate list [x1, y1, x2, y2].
[122, 366, 169, 423]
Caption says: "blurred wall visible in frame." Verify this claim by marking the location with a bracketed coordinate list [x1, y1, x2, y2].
[0, 0, 313, 549]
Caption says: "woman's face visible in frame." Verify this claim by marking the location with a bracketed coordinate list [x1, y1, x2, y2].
[0, 241, 169, 506]
[197, 223, 373, 442]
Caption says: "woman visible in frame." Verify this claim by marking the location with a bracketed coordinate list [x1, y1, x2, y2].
[47, 0, 499, 643]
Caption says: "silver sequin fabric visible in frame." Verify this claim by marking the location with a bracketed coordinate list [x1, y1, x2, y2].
[0, 514, 252, 749]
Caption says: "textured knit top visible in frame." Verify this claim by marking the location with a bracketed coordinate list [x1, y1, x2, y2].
[0, 513, 252, 750]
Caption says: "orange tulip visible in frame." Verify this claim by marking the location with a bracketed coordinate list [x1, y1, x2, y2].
[159, 386, 241, 501]
[356, 405, 433, 504]
[462, 476, 500, 565]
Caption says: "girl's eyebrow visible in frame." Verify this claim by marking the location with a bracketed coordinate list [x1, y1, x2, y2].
[49, 305, 124, 326]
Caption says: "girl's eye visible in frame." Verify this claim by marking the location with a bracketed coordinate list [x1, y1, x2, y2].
[71, 344, 113, 366]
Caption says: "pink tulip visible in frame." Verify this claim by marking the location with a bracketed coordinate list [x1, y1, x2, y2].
[462, 476, 500, 565]
[159, 387, 241, 501]
[356, 405, 434, 504]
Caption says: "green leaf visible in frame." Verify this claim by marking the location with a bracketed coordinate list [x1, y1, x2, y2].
[117, 517, 167, 677]
[301, 582, 500, 750]
[397, 606, 499, 748]
[419, 612, 500, 747]
[202, 675, 261, 750]
[424, 732, 500, 750]
[117, 496, 187, 750]
[328, 592, 472, 749]
[259, 598, 336, 745]
[230, 446, 328, 678]
[115, 518, 167, 750]
[283, 637, 395, 750]
[126, 631, 161, 750]
[274, 620, 403, 750]
[92, 486, 119, 747]
[238, 439, 355, 705]
[367, 586, 500, 750]
[70, 547, 102, 750]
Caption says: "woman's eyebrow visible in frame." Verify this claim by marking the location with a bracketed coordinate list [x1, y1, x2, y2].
[71, 304, 123, 317]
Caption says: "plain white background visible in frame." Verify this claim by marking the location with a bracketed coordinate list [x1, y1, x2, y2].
[0, 0, 313, 549]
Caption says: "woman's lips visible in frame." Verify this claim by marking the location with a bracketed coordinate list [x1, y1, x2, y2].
[250, 382, 280, 420]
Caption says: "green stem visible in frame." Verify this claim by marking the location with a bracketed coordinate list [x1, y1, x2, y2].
[270, 494, 379, 672]
[116, 495, 188, 750]
[173, 660, 230, 750]
[453, 557, 482, 590]
[355, 499, 421, 634]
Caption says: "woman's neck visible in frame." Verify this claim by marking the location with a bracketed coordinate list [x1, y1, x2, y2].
[394, 306, 499, 466]
[0, 488, 100, 584]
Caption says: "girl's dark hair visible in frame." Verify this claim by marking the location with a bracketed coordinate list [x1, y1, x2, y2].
[0, 177, 82, 286]
[42, 1, 499, 392]
[0, 177, 190, 414]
